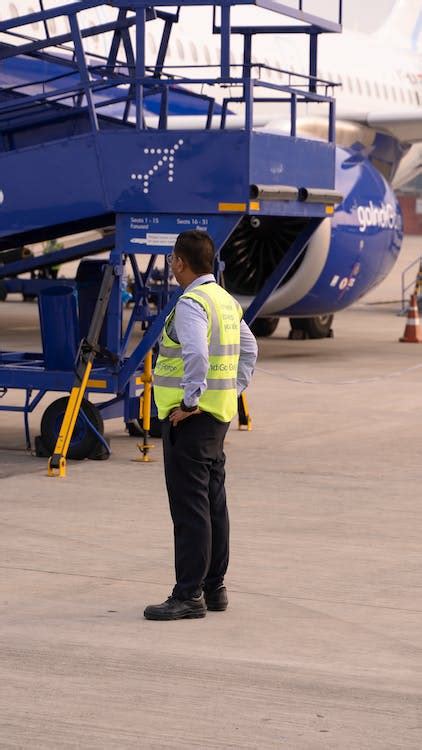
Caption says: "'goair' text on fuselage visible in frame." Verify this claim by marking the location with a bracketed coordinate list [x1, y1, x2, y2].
[357, 202, 397, 233]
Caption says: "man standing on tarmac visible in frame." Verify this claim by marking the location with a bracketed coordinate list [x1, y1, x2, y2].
[144, 230, 258, 621]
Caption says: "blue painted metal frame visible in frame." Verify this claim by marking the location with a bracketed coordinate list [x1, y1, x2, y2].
[115, 211, 242, 391]
[3, 277, 76, 297]
[0, 235, 116, 279]
[0, 388, 47, 449]
[0, 1, 338, 135]
[0, 2, 339, 248]
[0, 389, 46, 413]
[0, 1, 340, 442]
[0, 213, 243, 429]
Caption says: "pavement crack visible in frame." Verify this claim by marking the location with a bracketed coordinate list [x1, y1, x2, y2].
[2, 564, 422, 616]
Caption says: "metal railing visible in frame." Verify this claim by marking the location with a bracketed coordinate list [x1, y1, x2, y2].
[0, 1, 338, 141]
[401, 256, 422, 312]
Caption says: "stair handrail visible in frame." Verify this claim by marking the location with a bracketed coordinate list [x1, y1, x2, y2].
[401, 256, 422, 312]
[0, 1, 338, 138]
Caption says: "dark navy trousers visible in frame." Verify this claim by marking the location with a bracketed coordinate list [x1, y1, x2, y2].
[162, 411, 230, 600]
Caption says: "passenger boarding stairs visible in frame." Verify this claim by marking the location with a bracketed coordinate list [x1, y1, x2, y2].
[0, 0, 341, 275]
[0, 0, 343, 464]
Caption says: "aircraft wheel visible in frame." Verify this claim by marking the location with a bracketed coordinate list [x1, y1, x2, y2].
[289, 315, 334, 339]
[40, 397, 104, 460]
[126, 417, 162, 439]
[250, 316, 279, 337]
[0, 282, 7, 302]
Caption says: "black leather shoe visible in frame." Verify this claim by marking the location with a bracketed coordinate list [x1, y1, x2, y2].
[204, 585, 228, 611]
[144, 595, 206, 621]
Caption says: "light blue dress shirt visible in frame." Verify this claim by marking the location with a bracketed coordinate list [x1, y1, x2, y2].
[168, 274, 258, 408]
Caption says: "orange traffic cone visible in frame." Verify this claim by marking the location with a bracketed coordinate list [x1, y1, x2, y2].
[400, 293, 422, 343]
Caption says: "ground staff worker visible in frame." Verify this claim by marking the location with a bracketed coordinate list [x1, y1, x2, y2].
[144, 230, 258, 621]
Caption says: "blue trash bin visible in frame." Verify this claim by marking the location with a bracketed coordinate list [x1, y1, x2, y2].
[38, 285, 79, 370]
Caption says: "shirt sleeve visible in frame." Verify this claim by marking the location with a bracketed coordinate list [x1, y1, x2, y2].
[237, 319, 258, 395]
[174, 297, 209, 408]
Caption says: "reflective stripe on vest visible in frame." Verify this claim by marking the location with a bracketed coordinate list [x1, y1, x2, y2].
[153, 282, 242, 422]
[159, 342, 240, 358]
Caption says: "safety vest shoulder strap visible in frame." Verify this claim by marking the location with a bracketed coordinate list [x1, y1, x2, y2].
[182, 283, 240, 356]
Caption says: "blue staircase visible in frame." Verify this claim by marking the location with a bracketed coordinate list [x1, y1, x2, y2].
[0, 0, 343, 458]
[0, 1, 341, 257]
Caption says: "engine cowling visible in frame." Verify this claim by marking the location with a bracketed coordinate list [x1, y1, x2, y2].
[221, 146, 403, 317]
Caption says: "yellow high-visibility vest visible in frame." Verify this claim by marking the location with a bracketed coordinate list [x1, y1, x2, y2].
[154, 282, 242, 422]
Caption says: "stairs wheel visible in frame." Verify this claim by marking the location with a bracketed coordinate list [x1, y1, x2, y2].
[40, 396, 104, 460]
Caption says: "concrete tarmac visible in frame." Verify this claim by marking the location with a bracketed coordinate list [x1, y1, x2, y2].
[1, 237, 422, 748]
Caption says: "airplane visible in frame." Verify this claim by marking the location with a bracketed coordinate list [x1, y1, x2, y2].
[0, 0, 421, 339]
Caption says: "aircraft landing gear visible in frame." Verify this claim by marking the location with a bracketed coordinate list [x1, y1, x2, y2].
[289, 315, 334, 339]
[250, 316, 279, 338]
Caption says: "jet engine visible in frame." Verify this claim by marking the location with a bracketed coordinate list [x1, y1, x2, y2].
[221, 146, 403, 335]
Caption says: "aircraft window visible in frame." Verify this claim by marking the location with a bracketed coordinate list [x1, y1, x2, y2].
[176, 39, 185, 61]
[48, 17, 57, 35]
[9, 3, 18, 18]
[189, 41, 198, 64]
[204, 44, 211, 66]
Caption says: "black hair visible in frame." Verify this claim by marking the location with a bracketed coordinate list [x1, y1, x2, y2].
[174, 230, 215, 274]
